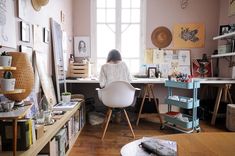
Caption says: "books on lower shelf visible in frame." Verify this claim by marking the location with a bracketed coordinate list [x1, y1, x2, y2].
[139, 137, 177, 156]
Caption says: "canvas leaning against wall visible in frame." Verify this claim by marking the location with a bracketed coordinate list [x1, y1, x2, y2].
[173, 23, 205, 48]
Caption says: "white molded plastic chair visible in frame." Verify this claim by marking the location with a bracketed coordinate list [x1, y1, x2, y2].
[96, 81, 140, 140]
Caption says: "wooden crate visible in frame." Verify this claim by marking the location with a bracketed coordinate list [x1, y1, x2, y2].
[68, 63, 90, 78]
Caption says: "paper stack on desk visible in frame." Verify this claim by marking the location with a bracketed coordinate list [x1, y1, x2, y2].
[53, 99, 82, 111]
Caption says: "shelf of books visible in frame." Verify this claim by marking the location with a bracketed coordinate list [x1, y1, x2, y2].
[0, 101, 86, 156]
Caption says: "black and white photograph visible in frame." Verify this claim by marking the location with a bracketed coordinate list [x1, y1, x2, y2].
[219, 25, 231, 35]
[148, 67, 156, 78]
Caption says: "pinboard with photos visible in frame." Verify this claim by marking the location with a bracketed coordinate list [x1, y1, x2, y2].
[145, 49, 191, 78]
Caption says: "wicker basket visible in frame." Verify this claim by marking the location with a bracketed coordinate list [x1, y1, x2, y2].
[4, 52, 34, 101]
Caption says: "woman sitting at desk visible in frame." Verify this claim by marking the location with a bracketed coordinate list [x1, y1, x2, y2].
[98, 49, 132, 123]
[99, 49, 132, 88]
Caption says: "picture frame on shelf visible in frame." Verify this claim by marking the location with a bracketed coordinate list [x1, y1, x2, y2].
[43, 28, 50, 43]
[148, 67, 156, 78]
[20, 21, 30, 42]
[219, 25, 231, 35]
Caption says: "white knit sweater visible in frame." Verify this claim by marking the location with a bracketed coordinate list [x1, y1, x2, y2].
[99, 61, 132, 88]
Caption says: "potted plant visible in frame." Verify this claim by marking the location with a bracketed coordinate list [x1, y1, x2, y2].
[1, 71, 16, 91]
[0, 51, 12, 67]
[61, 92, 71, 103]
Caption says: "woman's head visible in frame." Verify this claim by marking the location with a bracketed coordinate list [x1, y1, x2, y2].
[107, 49, 122, 63]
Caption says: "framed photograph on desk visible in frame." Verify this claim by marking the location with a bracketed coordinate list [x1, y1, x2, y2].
[148, 67, 156, 78]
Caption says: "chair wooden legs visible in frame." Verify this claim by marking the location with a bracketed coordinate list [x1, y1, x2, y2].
[102, 108, 112, 140]
[102, 108, 135, 140]
[123, 109, 135, 139]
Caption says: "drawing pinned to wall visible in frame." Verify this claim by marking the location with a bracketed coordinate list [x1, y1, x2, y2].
[74, 36, 90, 58]
[33, 24, 44, 52]
[144, 49, 153, 64]
[0, 0, 16, 48]
[229, 0, 235, 16]
[173, 23, 205, 48]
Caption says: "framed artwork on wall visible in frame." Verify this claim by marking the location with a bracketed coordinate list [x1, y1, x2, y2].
[43, 28, 50, 43]
[74, 36, 91, 58]
[19, 45, 33, 65]
[192, 59, 212, 78]
[219, 25, 231, 35]
[18, 0, 29, 21]
[0, 0, 16, 48]
[229, 0, 235, 16]
[173, 23, 205, 48]
[20, 21, 30, 42]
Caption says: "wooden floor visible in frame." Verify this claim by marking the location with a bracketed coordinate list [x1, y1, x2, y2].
[69, 118, 228, 156]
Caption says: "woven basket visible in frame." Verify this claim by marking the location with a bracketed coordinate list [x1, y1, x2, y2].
[4, 52, 34, 101]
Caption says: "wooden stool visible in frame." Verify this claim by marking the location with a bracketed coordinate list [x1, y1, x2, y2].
[136, 84, 163, 126]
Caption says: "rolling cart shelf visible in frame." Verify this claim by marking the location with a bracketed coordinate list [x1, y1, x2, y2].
[164, 97, 199, 109]
[164, 80, 200, 133]
[164, 114, 199, 129]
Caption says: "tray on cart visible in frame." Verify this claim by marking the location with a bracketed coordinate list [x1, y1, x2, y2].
[165, 80, 200, 89]
[164, 114, 199, 129]
[164, 97, 199, 109]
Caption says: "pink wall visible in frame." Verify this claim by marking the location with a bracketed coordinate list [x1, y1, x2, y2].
[218, 0, 235, 77]
[73, 0, 90, 36]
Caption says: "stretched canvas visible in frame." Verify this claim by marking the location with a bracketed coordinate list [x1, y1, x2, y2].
[192, 59, 212, 77]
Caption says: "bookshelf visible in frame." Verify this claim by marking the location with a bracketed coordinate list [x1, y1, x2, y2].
[0, 101, 85, 156]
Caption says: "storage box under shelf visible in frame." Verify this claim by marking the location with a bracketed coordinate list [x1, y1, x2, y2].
[164, 114, 199, 129]
[164, 97, 199, 109]
[68, 63, 90, 78]
[165, 80, 200, 89]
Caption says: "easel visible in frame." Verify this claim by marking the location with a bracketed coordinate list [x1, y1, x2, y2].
[136, 84, 163, 126]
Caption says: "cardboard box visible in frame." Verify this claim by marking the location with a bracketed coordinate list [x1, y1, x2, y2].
[35, 125, 44, 140]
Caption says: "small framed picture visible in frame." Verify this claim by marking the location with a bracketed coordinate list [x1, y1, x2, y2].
[74, 36, 90, 58]
[19, 45, 33, 65]
[148, 67, 156, 78]
[219, 25, 231, 35]
[43, 27, 50, 43]
[20, 21, 30, 42]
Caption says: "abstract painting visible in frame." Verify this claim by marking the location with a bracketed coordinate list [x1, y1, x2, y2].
[0, 0, 16, 48]
[173, 23, 205, 48]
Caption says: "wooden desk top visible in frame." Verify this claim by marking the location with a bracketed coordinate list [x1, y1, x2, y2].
[121, 132, 235, 156]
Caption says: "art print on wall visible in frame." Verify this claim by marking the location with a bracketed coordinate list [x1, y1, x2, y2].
[173, 23, 205, 48]
[20, 21, 30, 42]
[192, 59, 212, 78]
[43, 27, 50, 43]
[229, 0, 235, 16]
[18, 0, 30, 21]
[0, 0, 16, 48]
[74, 36, 90, 58]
